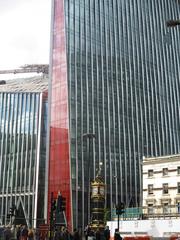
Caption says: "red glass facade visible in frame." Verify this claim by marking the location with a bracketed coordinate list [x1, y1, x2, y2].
[48, 0, 72, 229]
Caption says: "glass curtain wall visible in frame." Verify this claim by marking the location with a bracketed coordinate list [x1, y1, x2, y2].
[63, 0, 180, 228]
[0, 92, 46, 227]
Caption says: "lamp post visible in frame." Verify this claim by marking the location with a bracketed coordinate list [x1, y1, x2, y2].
[83, 133, 96, 224]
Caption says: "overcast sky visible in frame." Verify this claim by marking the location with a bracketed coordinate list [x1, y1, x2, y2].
[0, 0, 51, 73]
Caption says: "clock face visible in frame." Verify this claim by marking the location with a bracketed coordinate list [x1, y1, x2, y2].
[100, 187, 104, 195]
[92, 187, 98, 195]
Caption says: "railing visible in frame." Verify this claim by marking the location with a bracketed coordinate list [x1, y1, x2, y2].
[143, 205, 180, 219]
[112, 206, 180, 220]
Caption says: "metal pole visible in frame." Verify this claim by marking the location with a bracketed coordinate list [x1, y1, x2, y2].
[49, 192, 54, 240]
[10, 214, 12, 226]
[88, 137, 90, 224]
[83, 133, 95, 225]
[117, 212, 120, 231]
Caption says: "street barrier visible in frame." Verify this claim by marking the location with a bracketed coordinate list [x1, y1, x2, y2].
[110, 235, 152, 240]
[123, 236, 151, 240]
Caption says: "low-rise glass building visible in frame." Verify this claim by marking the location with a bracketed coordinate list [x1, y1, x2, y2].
[0, 76, 48, 227]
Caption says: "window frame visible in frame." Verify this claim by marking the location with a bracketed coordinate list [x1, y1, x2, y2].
[177, 202, 180, 213]
[177, 182, 180, 194]
[148, 203, 154, 214]
[148, 169, 154, 177]
[148, 184, 154, 195]
[163, 183, 168, 194]
[162, 168, 168, 176]
[163, 202, 169, 214]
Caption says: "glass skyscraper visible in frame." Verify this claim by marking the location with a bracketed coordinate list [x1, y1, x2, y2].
[48, 0, 180, 230]
[0, 77, 48, 227]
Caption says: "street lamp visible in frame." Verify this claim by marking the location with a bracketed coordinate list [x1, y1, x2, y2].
[96, 161, 103, 177]
[83, 133, 96, 224]
[166, 19, 180, 27]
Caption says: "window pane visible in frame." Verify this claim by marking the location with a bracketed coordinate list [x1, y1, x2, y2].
[178, 183, 180, 194]
[163, 203, 169, 214]
[148, 169, 153, 177]
[177, 203, 180, 214]
[163, 168, 168, 176]
[163, 183, 168, 194]
[148, 184, 153, 195]
[148, 204, 154, 214]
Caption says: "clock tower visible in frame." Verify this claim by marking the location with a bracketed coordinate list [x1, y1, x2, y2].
[90, 176, 106, 230]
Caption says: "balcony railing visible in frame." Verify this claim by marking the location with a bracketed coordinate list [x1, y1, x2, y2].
[112, 206, 180, 220]
[143, 205, 180, 219]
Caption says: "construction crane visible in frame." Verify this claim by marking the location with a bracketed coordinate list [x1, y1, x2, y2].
[0, 64, 49, 75]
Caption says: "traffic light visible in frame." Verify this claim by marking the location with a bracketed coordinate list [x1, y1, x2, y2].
[9, 208, 13, 216]
[9, 206, 16, 217]
[61, 197, 66, 211]
[116, 202, 125, 215]
[51, 200, 56, 211]
[57, 195, 66, 212]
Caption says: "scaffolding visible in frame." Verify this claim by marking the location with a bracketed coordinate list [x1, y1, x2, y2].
[0, 64, 49, 75]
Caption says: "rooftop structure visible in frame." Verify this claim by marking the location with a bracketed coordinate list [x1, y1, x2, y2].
[0, 64, 49, 75]
[0, 75, 48, 93]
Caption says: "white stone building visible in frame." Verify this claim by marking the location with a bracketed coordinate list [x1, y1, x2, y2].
[143, 154, 180, 218]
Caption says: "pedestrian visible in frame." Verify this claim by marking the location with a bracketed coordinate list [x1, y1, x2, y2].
[3, 226, 12, 240]
[95, 229, 101, 240]
[0, 226, 5, 240]
[104, 226, 110, 240]
[16, 225, 22, 240]
[21, 225, 28, 240]
[34, 228, 40, 240]
[114, 229, 122, 240]
[84, 225, 91, 240]
[77, 227, 82, 240]
[88, 228, 94, 240]
[28, 228, 34, 240]
[54, 228, 60, 240]
[72, 228, 80, 240]
[63, 227, 71, 240]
